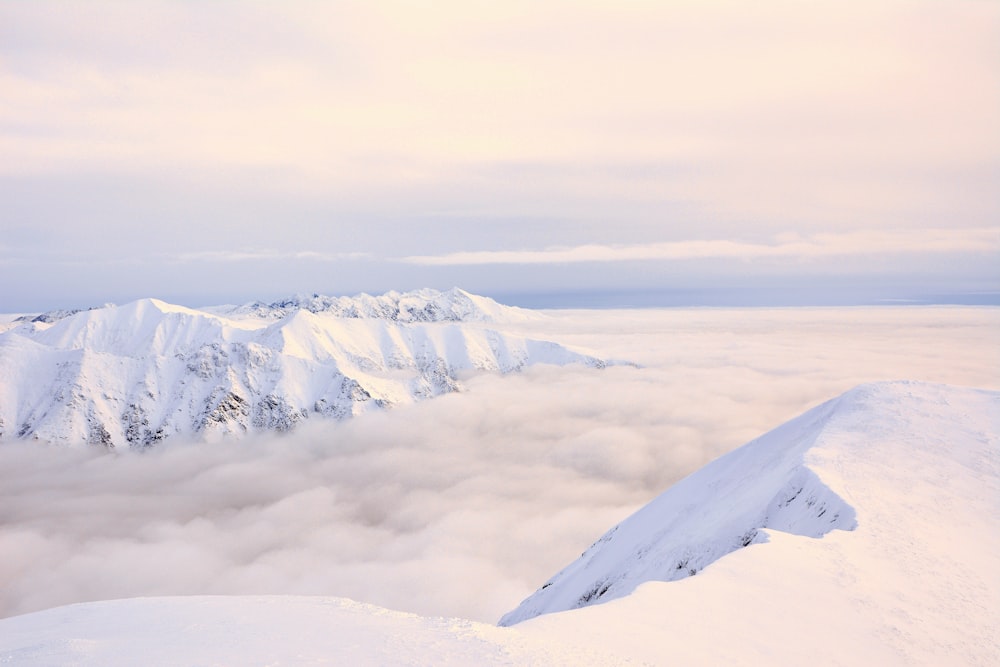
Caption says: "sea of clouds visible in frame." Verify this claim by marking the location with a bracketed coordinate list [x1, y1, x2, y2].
[1, 307, 997, 623]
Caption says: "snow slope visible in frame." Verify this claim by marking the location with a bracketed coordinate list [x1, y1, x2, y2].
[0, 291, 601, 448]
[509, 381, 999, 664]
[0, 596, 631, 667]
[0, 381, 995, 665]
[501, 381, 863, 624]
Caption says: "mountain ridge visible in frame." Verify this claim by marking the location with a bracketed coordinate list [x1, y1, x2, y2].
[501, 380, 998, 626]
[7, 287, 531, 328]
[0, 290, 601, 448]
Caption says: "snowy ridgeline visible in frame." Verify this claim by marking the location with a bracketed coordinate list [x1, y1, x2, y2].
[0, 381, 996, 665]
[10, 287, 525, 326]
[0, 289, 603, 448]
[498, 380, 999, 627]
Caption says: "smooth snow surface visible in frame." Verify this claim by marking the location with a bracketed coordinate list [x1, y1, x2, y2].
[0, 290, 599, 447]
[0, 596, 628, 666]
[0, 381, 996, 665]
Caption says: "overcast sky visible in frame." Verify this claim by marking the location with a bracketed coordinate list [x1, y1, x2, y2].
[1, 1, 998, 310]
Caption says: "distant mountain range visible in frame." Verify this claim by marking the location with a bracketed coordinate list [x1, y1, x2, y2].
[0, 289, 604, 448]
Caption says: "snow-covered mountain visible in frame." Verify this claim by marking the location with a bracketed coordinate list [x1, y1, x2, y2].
[204, 286, 527, 322]
[501, 381, 999, 627]
[0, 290, 602, 448]
[0, 381, 996, 664]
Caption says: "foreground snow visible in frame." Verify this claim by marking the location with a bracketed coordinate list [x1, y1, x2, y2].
[0, 596, 629, 666]
[1, 381, 996, 664]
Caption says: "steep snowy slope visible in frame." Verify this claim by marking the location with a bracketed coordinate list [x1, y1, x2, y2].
[0, 293, 601, 448]
[502, 382, 999, 631]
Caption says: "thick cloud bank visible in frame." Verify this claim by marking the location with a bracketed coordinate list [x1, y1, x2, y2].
[1, 307, 998, 622]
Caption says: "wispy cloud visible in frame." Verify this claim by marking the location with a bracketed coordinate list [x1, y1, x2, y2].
[400, 228, 1000, 266]
[174, 250, 372, 263]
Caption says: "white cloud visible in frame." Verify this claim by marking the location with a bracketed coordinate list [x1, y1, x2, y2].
[400, 228, 1000, 265]
[174, 250, 372, 263]
[1, 307, 997, 623]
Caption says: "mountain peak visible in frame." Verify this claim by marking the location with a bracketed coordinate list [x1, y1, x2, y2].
[500, 380, 997, 625]
[213, 288, 532, 323]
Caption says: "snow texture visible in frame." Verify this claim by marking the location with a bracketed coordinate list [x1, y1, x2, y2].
[0, 290, 601, 448]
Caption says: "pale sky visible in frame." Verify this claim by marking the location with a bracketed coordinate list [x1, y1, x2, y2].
[1, 0, 998, 310]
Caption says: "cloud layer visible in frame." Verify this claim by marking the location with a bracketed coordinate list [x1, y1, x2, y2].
[2, 307, 998, 623]
[400, 228, 1000, 265]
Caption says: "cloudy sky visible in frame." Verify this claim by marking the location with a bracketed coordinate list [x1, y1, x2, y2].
[1, 1, 998, 310]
